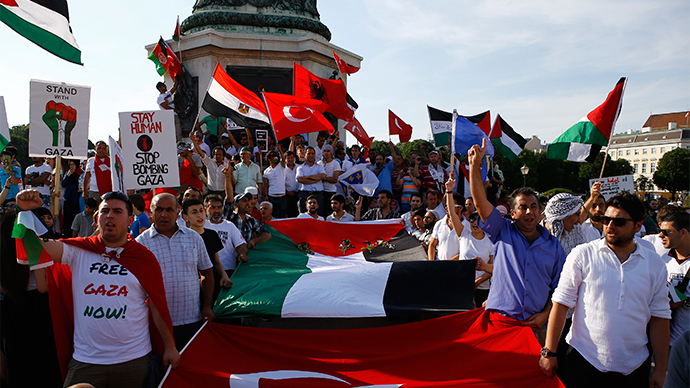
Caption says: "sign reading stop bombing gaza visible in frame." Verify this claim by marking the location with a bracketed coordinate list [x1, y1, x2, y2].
[29, 80, 90, 158]
[119, 110, 179, 190]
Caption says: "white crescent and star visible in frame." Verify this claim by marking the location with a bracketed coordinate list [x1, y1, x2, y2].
[394, 117, 403, 130]
[283, 106, 315, 123]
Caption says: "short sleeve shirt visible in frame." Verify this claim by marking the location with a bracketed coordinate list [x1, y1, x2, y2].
[204, 220, 246, 270]
[296, 162, 325, 192]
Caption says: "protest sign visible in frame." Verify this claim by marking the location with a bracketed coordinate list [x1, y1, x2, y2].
[256, 129, 268, 152]
[589, 174, 634, 200]
[108, 136, 126, 193]
[119, 110, 179, 190]
[29, 80, 90, 158]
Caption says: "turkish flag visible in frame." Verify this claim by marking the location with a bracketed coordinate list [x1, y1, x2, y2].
[388, 110, 413, 142]
[343, 117, 373, 147]
[294, 63, 355, 121]
[160, 309, 565, 388]
[333, 51, 360, 75]
[262, 91, 333, 141]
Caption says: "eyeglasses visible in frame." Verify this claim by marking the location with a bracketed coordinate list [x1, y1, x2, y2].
[659, 229, 673, 237]
[469, 218, 478, 223]
[101, 191, 130, 202]
[601, 216, 633, 227]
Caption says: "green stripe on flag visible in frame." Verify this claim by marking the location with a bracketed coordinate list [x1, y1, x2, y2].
[0, 6, 82, 64]
[0, 134, 9, 154]
[552, 120, 609, 147]
[213, 225, 311, 317]
[433, 132, 450, 147]
[492, 138, 519, 161]
[12, 218, 52, 268]
[147, 50, 167, 76]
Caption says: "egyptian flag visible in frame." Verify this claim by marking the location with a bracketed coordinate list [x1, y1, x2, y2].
[548, 77, 627, 162]
[293, 63, 355, 121]
[333, 51, 359, 75]
[343, 116, 373, 147]
[261, 91, 333, 140]
[13, 211, 54, 270]
[201, 64, 270, 129]
[427, 105, 452, 146]
[0, 0, 81, 64]
[491, 114, 526, 161]
[148, 37, 182, 80]
[213, 220, 476, 318]
[388, 110, 412, 142]
[161, 309, 565, 388]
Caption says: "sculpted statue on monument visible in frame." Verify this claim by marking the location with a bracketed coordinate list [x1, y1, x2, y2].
[193, 0, 319, 17]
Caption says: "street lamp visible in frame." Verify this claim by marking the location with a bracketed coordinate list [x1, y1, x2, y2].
[520, 164, 530, 187]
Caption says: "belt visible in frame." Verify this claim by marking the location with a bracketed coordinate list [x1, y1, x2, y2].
[268, 195, 286, 199]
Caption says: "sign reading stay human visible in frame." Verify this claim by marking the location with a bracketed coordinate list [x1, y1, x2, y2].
[589, 174, 634, 200]
[119, 110, 179, 189]
[29, 80, 90, 158]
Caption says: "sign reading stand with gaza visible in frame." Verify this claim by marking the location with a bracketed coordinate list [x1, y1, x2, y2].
[29, 80, 90, 158]
[119, 110, 179, 190]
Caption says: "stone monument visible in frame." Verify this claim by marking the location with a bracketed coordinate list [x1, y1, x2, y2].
[147, 0, 362, 144]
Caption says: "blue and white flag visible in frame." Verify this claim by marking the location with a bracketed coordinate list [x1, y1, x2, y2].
[452, 112, 494, 157]
[339, 164, 379, 197]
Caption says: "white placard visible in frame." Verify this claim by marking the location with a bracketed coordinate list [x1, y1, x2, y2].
[589, 174, 634, 200]
[119, 110, 179, 190]
[29, 80, 90, 158]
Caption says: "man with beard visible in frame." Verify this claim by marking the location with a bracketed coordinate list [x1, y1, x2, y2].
[356, 190, 400, 221]
[412, 209, 437, 251]
[224, 191, 271, 248]
[581, 181, 606, 240]
[369, 142, 397, 196]
[283, 150, 300, 218]
[540, 192, 671, 387]
[418, 150, 448, 194]
[402, 193, 423, 232]
[327, 194, 354, 222]
[296, 147, 326, 216]
[297, 195, 324, 220]
[203, 195, 248, 278]
[425, 190, 446, 220]
[469, 139, 566, 343]
[658, 210, 690, 349]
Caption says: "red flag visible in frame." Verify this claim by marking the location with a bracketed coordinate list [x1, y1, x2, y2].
[293, 63, 354, 121]
[262, 91, 333, 141]
[333, 51, 360, 75]
[343, 116, 373, 147]
[160, 309, 564, 388]
[150, 37, 182, 80]
[462, 110, 491, 136]
[172, 16, 181, 41]
[388, 109, 413, 142]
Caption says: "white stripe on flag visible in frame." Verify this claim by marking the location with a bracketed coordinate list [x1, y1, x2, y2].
[282, 252, 391, 318]
[567, 143, 593, 162]
[207, 78, 269, 124]
[4, 0, 79, 47]
[500, 131, 523, 157]
[0, 96, 10, 143]
[430, 120, 451, 135]
[17, 210, 48, 236]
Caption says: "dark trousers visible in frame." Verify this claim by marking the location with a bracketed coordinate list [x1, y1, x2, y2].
[298, 190, 324, 217]
[286, 192, 299, 218]
[268, 196, 288, 219]
[557, 345, 651, 388]
[173, 320, 205, 351]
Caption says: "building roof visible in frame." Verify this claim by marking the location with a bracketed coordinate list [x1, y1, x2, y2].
[611, 128, 689, 145]
[642, 112, 690, 131]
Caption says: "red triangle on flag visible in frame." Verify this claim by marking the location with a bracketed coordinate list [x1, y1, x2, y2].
[586, 77, 627, 141]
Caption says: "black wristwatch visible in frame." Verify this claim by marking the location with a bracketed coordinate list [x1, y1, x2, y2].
[541, 347, 557, 358]
[683, 299, 690, 310]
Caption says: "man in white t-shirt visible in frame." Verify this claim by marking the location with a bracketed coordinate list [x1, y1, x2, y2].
[319, 144, 341, 215]
[263, 149, 287, 219]
[156, 79, 183, 140]
[428, 192, 468, 260]
[297, 195, 324, 220]
[203, 195, 248, 275]
[83, 141, 111, 201]
[25, 157, 53, 207]
[15, 190, 179, 387]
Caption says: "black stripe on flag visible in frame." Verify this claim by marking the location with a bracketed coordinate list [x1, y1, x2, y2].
[382, 260, 476, 316]
[496, 115, 527, 149]
[585, 145, 602, 163]
[201, 93, 271, 129]
[31, 0, 70, 21]
[462, 111, 489, 126]
[428, 105, 453, 121]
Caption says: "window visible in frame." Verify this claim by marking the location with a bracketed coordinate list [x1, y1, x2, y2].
[660, 147, 665, 153]
[626, 150, 631, 156]
[634, 164, 638, 173]
[651, 148, 656, 154]
[634, 149, 639, 155]
[642, 163, 647, 173]
[643, 148, 647, 154]
[651, 162, 656, 173]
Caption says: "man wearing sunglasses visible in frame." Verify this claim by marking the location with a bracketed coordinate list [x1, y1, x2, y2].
[541, 192, 671, 387]
[658, 210, 690, 350]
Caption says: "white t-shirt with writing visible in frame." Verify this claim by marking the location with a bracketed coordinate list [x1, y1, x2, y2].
[25, 163, 53, 196]
[205, 220, 246, 270]
[62, 244, 150, 364]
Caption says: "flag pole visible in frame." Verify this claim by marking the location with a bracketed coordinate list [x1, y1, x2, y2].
[450, 109, 458, 180]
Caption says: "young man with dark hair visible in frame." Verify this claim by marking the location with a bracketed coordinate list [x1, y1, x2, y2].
[356, 190, 400, 221]
[659, 210, 690, 349]
[541, 192, 671, 387]
[327, 193, 354, 222]
[83, 141, 111, 201]
[297, 194, 324, 220]
[72, 197, 97, 237]
[128, 194, 150, 238]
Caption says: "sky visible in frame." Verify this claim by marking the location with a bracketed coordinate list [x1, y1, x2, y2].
[1, 0, 689, 146]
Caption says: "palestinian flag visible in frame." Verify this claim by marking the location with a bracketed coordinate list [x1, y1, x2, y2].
[0, 96, 10, 153]
[0, 0, 81, 64]
[12, 210, 54, 270]
[491, 114, 526, 161]
[148, 37, 182, 80]
[214, 220, 476, 318]
[462, 110, 491, 136]
[548, 77, 627, 162]
[427, 105, 452, 146]
[161, 309, 564, 388]
[201, 64, 270, 129]
[172, 15, 181, 41]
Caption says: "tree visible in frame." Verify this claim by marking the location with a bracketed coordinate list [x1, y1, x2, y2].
[653, 147, 690, 199]
[635, 175, 654, 193]
[9, 124, 31, 172]
[577, 152, 633, 193]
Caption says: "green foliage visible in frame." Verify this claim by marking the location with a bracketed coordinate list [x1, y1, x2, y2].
[635, 175, 654, 192]
[9, 124, 31, 172]
[653, 147, 690, 198]
[542, 188, 574, 197]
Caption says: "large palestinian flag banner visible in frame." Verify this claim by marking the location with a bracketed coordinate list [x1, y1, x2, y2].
[547, 77, 627, 162]
[161, 309, 565, 387]
[213, 219, 477, 318]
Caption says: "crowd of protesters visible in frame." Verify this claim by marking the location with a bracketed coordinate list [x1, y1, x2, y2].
[0, 113, 689, 388]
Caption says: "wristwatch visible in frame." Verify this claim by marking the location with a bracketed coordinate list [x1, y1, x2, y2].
[683, 299, 690, 310]
[541, 347, 557, 358]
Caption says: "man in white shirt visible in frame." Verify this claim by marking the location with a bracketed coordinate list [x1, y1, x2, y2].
[156, 79, 182, 141]
[25, 157, 53, 207]
[658, 210, 690, 348]
[428, 192, 468, 261]
[263, 149, 287, 219]
[192, 136, 228, 197]
[402, 193, 423, 232]
[284, 150, 300, 218]
[319, 144, 341, 216]
[297, 195, 324, 220]
[425, 190, 446, 220]
[203, 195, 248, 276]
[296, 147, 326, 217]
[327, 193, 354, 222]
[540, 192, 671, 388]
[83, 141, 111, 201]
